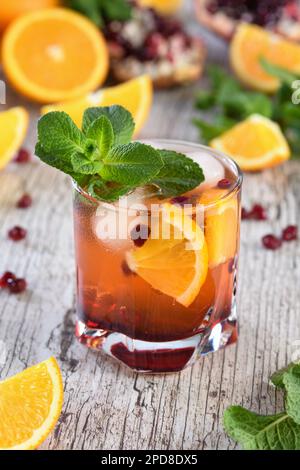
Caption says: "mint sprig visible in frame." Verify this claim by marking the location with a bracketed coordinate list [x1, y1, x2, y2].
[35, 105, 204, 202]
[65, 0, 132, 27]
[224, 362, 300, 450]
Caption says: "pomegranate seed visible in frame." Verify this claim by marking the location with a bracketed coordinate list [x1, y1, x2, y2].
[171, 196, 189, 206]
[17, 193, 32, 209]
[0, 271, 16, 288]
[217, 178, 232, 189]
[250, 204, 268, 221]
[130, 224, 150, 247]
[262, 234, 282, 250]
[14, 148, 31, 164]
[241, 207, 249, 220]
[8, 226, 27, 241]
[7, 278, 27, 294]
[282, 225, 298, 242]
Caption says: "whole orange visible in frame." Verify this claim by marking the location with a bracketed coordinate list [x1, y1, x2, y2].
[0, 0, 59, 31]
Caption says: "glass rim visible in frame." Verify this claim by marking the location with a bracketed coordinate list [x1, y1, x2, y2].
[72, 139, 243, 212]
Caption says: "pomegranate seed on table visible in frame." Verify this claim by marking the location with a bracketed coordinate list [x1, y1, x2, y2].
[7, 278, 27, 294]
[0, 271, 16, 288]
[282, 225, 298, 242]
[14, 148, 31, 164]
[250, 204, 268, 221]
[8, 226, 27, 241]
[262, 234, 282, 250]
[17, 193, 32, 209]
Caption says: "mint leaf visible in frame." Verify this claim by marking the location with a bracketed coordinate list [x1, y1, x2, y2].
[260, 58, 298, 85]
[35, 142, 74, 175]
[88, 177, 132, 202]
[271, 362, 296, 388]
[153, 150, 204, 197]
[100, 142, 163, 186]
[83, 106, 135, 146]
[86, 115, 114, 157]
[37, 111, 86, 160]
[102, 0, 132, 21]
[71, 153, 102, 175]
[224, 406, 300, 450]
[283, 364, 300, 424]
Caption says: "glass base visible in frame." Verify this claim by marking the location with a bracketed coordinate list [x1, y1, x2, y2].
[75, 309, 238, 373]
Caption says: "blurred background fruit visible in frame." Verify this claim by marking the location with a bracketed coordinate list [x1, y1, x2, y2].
[41, 75, 153, 135]
[1, 8, 109, 103]
[0, 107, 29, 170]
[138, 0, 183, 15]
[0, 0, 59, 32]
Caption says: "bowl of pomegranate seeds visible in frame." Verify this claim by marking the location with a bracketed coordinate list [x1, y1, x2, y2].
[104, 4, 206, 87]
[195, 0, 300, 41]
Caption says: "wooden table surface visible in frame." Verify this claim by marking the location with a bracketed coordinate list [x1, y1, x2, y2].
[1, 4, 300, 451]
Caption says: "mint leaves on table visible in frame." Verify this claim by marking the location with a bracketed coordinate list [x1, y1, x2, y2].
[65, 0, 132, 27]
[193, 62, 300, 157]
[35, 105, 204, 202]
[224, 362, 300, 450]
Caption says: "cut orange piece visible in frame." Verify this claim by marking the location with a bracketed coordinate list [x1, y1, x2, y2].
[230, 23, 300, 93]
[0, 107, 29, 170]
[210, 114, 290, 171]
[138, 0, 183, 14]
[200, 189, 239, 268]
[1, 8, 109, 103]
[0, 0, 59, 32]
[126, 204, 208, 307]
[0, 357, 63, 450]
[41, 75, 153, 136]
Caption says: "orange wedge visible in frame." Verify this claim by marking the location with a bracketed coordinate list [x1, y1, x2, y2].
[230, 23, 300, 93]
[126, 204, 208, 307]
[138, 0, 183, 14]
[1, 8, 109, 103]
[0, 107, 29, 170]
[41, 75, 153, 136]
[0, 357, 63, 450]
[200, 189, 239, 268]
[210, 114, 290, 171]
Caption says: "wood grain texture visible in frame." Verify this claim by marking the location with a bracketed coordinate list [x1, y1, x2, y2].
[0, 3, 300, 450]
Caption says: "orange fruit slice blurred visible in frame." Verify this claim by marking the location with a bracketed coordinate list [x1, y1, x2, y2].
[0, 0, 59, 32]
[210, 114, 290, 171]
[0, 107, 29, 170]
[1, 8, 109, 103]
[41, 75, 153, 136]
[230, 23, 300, 93]
[0, 357, 63, 450]
[200, 189, 239, 268]
[138, 0, 183, 14]
[126, 204, 208, 307]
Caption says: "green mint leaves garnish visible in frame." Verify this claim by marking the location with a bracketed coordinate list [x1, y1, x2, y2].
[66, 0, 132, 28]
[35, 105, 204, 202]
[224, 362, 300, 450]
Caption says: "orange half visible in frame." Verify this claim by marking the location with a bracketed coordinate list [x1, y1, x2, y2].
[1, 8, 109, 103]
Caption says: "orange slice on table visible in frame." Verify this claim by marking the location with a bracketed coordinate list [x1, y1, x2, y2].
[230, 23, 300, 93]
[0, 107, 29, 170]
[0, 357, 63, 450]
[126, 204, 208, 307]
[200, 188, 239, 268]
[210, 114, 291, 171]
[41, 75, 153, 136]
[138, 0, 183, 14]
[1, 8, 109, 103]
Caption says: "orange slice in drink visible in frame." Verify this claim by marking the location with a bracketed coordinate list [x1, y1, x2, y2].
[0, 357, 63, 450]
[230, 23, 300, 93]
[210, 114, 290, 171]
[41, 75, 153, 136]
[126, 204, 208, 307]
[200, 189, 239, 268]
[0, 107, 29, 170]
[1, 8, 109, 103]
